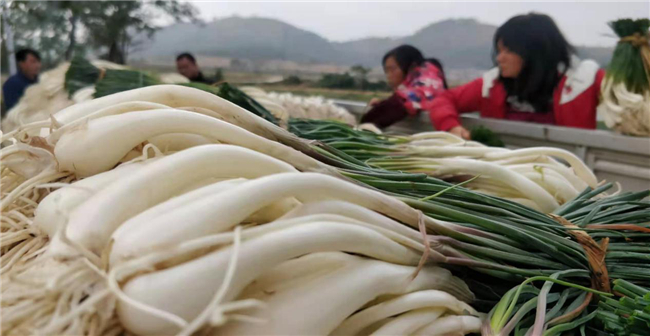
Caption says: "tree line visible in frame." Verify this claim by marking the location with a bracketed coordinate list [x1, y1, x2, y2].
[1, 0, 197, 69]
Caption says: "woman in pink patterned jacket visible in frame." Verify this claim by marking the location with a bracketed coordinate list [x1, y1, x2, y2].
[361, 45, 448, 128]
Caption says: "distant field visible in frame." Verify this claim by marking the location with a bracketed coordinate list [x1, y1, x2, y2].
[127, 63, 390, 102]
[8, 62, 389, 103]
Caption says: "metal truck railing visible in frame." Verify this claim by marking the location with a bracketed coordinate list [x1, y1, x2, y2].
[333, 99, 650, 192]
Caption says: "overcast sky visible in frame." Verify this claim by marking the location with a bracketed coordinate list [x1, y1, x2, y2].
[187, 1, 649, 47]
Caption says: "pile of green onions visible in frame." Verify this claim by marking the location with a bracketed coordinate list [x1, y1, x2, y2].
[2, 80, 648, 334]
[290, 119, 597, 212]
[597, 279, 650, 335]
[288, 118, 650, 334]
[345, 157, 649, 335]
[598, 18, 650, 136]
[64, 56, 280, 125]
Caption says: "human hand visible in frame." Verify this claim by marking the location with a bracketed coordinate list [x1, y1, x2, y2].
[449, 125, 470, 140]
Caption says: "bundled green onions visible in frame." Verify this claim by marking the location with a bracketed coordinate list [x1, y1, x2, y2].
[64, 56, 104, 96]
[598, 18, 650, 136]
[2, 79, 648, 334]
[606, 19, 650, 95]
[597, 279, 650, 335]
[335, 151, 650, 335]
[290, 119, 596, 211]
[63, 56, 279, 124]
[287, 117, 650, 334]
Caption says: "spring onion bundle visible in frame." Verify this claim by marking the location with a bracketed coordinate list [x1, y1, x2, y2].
[1, 150, 479, 335]
[1, 84, 648, 336]
[64, 56, 118, 96]
[290, 118, 596, 211]
[1, 58, 185, 135]
[64, 55, 171, 97]
[597, 279, 650, 335]
[471, 125, 506, 147]
[1, 60, 125, 134]
[598, 18, 650, 136]
[240, 86, 357, 125]
[315, 133, 650, 335]
[64, 57, 281, 125]
[197, 82, 280, 125]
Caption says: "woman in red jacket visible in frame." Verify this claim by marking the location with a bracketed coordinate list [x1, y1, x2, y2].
[430, 13, 605, 139]
[361, 45, 448, 128]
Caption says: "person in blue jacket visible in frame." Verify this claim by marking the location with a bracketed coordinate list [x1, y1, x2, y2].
[2, 48, 42, 116]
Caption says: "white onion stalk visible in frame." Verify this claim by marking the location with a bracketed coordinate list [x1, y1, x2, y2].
[110, 178, 248, 243]
[520, 172, 580, 204]
[52, 109, 330, 177]
[47, 101, 171, 142]
[262, 90, 356, 124]
[408, 132, 466, 143]
[376, 158, 559, 213]
[237, 252, 364, 300]
[116, 221, 472, 335]
[370, 308, 446, 336]
[506, 163, 589, 193]
[55, 145, 297, 257]
[109, 173, 443, 266]
[491, 154, 560, 166]
[2, 101, 169, 141]
[449, 140, 487, 147]
[1, 140, 57, 179]
[49, 85, 334, 168]
[333, 289, 478, 335]
[483, 147, 598, 188]
[173, 106, 236, 126]
[52, 84, 287, 141]
[278, 200, 423, 243]
[409, 139, 486, 148]
[145, 133, 212, 153]
[1, 120, 51, 143]
[33, 161, 149, 237]
[358, 319, 394, 335]
[197, 213, 431, 263]
[464, 178, 525, 198]
[409, 139, 460, 147]
[395, 146, 509, 158]
[220, 253, 462, 336]
[109, 178, 299, 259]
[613, 82, 645, 108]
[413, 315, 482, 335]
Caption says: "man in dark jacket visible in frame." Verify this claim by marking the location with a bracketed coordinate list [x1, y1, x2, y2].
[176, 53, 213, 84]
[2, 48, 41, 115]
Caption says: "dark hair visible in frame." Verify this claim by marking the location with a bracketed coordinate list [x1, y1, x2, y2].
[176, 52, 197, 64]
[16, 48, 40, 63]
[382, 45, 424, 75]
[493, 13, 575, 112]
[383, 45, 448, 89]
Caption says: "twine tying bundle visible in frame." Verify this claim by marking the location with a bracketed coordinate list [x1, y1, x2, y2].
[550, 214, 611, 294]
